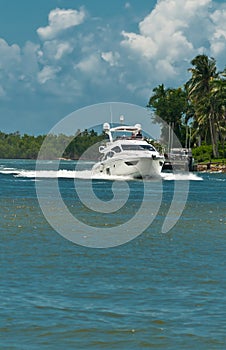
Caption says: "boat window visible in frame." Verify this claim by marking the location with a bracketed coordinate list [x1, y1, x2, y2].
[106, 151, 114, 158]
[121, 144, 156, 151]
[102, 151, 114, 160]
[139, 144, 155, 151]
[112, 146, 121, 153]
[121, 145, 143, 151]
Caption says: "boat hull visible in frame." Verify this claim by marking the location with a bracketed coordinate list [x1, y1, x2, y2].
[92, 156, 164, 178]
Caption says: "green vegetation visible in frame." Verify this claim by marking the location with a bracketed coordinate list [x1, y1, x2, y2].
[191, 144, 214, 163]
[64, 129, 105, 160]
[147, 54, 226, 162]
[0, 132, 45, 159]
[0, 130, 105, 160]
[192, 145, 225, 163]
[147, 84, 188, 147]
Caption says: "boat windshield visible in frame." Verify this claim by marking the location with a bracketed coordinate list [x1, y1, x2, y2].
[121, 144, 155, 151]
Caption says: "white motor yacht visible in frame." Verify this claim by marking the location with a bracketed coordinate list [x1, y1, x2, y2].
[92, 123, 164, 178]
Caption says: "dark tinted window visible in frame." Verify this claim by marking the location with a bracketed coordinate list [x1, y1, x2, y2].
[121, 144, 155, 151]
[112, 146, 121, 153]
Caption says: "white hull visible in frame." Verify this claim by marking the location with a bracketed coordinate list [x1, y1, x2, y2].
[92, 122, 164, 179]
[93, 155, 163, 178]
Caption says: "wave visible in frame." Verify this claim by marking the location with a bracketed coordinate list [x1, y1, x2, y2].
[161, 172, 203, 181]
[0, 168, 203, 181]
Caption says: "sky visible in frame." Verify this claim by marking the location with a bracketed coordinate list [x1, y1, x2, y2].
[0, 0, 225, 134]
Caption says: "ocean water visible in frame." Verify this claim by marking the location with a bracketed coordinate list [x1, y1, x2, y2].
[0, 159, 225, 349]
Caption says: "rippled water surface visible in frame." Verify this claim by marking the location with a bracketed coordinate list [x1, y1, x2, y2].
[0, 159, 226, 349]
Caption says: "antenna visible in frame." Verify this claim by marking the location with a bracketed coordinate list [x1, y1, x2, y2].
[110, 104, 113, 126]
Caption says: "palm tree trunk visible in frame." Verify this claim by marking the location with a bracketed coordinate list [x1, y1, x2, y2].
[208, 113, 219, 158]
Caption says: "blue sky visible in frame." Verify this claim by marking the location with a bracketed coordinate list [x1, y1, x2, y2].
[0, 0, 225, 134]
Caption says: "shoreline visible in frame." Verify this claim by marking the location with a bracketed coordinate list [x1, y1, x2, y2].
[1, 158, 226, 173]
[194, 163, 226, 173]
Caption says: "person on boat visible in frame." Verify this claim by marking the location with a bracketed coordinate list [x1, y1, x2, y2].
[136, 130, 142, 139]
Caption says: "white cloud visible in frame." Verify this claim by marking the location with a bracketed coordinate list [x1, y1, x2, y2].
[0, 39, 21, 69]
[121, 0, 226, 84]
[40, 40, 74, 62]
[21, 41, 40, 74]
[101, 51, 120, 66]
[155, 59, 176, 79]
[37, 8, 86, 40]
[37, 65, 61, 84]
[75, 54, 101, 74]
[1, 1, 226, 133]
[121, 31, 158, 59]
[211, 9, 226, 40]
[0, 39, 22, 99]
[55, 42, 73, 60]
[210, 8, 226, 57]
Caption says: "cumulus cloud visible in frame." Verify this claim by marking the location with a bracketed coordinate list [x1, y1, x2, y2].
[21, 41, 40, 75]
[75, 54, 101, 73]
[0, 39, 22, 99]
[101, 51, 120, 66]
[54, 42, 73, 60]
[210, 8, 226, 57]
[0, 1, 226, 132]
[37, 8, 86, 40]
[121, 0, 226, 84]
[0, 39, 21, 69]
[40, 40, 74, 62]
[121, 31, 158, 59]
[37, 65, 61, 84]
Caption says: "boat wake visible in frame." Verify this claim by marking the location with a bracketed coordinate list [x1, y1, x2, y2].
[0, 167, 203, 181]
[161, 172, 203, 181]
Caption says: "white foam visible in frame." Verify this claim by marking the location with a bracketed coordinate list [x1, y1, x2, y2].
[0, 169, 20, 175]
[0, 168, 131, 181]
[161, 172, 203, 181]
[0, 166, 203, 181]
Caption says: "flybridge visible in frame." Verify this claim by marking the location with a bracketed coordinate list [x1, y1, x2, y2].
[109, 124, 142, 132]
[103, 122, 142, 142]
[103, 122, 141, 132]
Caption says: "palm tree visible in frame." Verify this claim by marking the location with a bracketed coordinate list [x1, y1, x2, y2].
[187, 54, 219, 157]
[210, 70, 226, 157]
[147, 84, 188, 147]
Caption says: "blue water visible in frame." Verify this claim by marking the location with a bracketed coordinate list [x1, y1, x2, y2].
[0, 159, 226, 349]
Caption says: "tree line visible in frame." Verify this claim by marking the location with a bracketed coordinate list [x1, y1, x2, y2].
[147, 54, 226, 161]
[0, 129, 105, 160]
